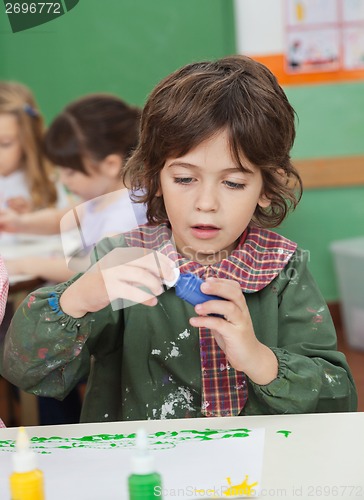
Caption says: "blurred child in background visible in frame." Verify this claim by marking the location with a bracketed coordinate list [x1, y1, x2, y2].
[1, 94, 146, 283]
[0, 255, 9, 428]
[0, 82, 67, 222]
[0, 81, 69, 341]
[0, 94, 146, 425]
[0, 255, 8, 332]
[0, 81, 69, 426]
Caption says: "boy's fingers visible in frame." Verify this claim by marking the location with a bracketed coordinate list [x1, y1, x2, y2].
[201, 278, 242, 302]
[102, 280, 159, 306]
[98, 248, 176, 282]
[195, 300, 241, 325]
[102, 265, 164, 297]
[150, 251, 176, 283]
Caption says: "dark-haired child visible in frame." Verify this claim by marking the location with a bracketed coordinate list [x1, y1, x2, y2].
[1, 93, 145, 282]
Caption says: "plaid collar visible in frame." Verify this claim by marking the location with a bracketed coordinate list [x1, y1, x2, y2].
[125, 223, 297, 293]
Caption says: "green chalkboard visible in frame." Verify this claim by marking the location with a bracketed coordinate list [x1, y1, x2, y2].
[0, 0, 235, 121]
[286, 82, 364, 159]
[283, 82, 364, 300]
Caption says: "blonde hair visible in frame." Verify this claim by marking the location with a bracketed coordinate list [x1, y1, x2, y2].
[0, 81, 57, 209]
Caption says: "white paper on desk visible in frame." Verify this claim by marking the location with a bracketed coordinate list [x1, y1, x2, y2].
[0, 427, 265, 499]
[153, 431, 265, 498]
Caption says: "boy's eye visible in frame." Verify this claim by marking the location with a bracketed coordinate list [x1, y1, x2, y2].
[224, 180, 246, 189]
[174, 177, 194, 185]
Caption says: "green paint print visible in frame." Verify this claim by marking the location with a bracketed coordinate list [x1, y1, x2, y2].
[0, 428, 252, 454]
[276, 430, 292, 438]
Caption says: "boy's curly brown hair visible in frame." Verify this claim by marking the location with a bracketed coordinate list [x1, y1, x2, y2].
[124, 55, 302, 228]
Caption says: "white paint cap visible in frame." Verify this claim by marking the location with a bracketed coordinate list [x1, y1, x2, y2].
[12, 427, 38, 473]
[162, 267, 180, 288]
[131, 428, 155, 474]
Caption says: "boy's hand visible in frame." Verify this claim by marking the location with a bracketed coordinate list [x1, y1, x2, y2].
[60, 248, 176, 318]
[189, 277, 278, 385]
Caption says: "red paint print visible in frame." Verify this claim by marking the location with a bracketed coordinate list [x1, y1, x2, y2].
[27, 295, 36, 308]
[307, 307, 324, 324]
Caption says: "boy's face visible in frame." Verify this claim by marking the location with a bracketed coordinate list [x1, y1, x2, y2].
[0, 113, 23, 177]
[158, 129, 270, 265]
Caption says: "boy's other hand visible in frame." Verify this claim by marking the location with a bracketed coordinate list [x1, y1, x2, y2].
[59, 248, 176, 318]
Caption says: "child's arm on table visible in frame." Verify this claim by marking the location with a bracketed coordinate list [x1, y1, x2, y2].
[5, 256, 76, 283]
[6, 196, 33, 214]
[0, 245, 175, 399]
[0, 206, 68, 235]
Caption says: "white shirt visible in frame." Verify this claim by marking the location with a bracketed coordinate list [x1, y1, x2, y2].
[0, 170, 69, 244]
[60, 188, 147, 272]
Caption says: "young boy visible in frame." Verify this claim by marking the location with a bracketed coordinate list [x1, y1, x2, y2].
[0, 56, 357, 422]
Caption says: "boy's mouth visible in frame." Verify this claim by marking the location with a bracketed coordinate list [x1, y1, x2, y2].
[191, 224, 220, 239]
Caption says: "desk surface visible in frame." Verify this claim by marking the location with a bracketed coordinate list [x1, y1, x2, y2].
[0, 412, 363, 499]
[0, 234, 63, 288]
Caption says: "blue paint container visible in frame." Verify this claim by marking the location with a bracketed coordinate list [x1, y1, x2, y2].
[165, 269, 224, 313]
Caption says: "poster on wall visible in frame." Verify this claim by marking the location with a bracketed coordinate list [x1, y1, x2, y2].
[285, 0, 364, 74]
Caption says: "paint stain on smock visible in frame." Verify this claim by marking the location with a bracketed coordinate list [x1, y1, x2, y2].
[164, 341, 180, 360]
[178, 329, 190, 340]
[153, 387, 195, 419]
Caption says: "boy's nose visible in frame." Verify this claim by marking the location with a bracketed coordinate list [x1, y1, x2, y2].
[195, 186, 219, 212]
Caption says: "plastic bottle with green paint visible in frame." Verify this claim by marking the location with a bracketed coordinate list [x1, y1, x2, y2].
[128, 428, 163, 499]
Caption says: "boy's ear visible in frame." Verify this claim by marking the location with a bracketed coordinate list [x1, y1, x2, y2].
[258, 193, 271, 208]
[258, 168, 286, 208]
[99, 154, 123, 177]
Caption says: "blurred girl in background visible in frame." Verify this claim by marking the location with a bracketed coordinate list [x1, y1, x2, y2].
[0, 94, 145, 426]
[0, 255, 8, 331]
[0, 255, 9, 428]
[0, 81, 67, 218]
[1, 93, 145, 283]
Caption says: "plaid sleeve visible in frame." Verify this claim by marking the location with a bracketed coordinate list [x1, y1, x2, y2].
[0, 256, 9, 324]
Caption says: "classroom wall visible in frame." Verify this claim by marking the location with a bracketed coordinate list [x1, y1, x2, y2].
[1, 0, 363, 301]
[280, 82, 364, 302]
[234, 0, 283, 56]
[235, 0, 364, 302]
[0, 0, 235, 121]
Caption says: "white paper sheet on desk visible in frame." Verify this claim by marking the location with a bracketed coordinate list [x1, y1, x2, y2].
[8, 273, 35, 285]
[0, 234, 63, 259]
[0, 427, 265, 499]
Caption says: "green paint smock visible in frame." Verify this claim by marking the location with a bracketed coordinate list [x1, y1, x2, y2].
[0, 228, 357, 422]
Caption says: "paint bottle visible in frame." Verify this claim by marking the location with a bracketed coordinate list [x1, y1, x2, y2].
[9, 426, 45, 500]
[128, 428, 162, 499]
[165, 268, 224, 309]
